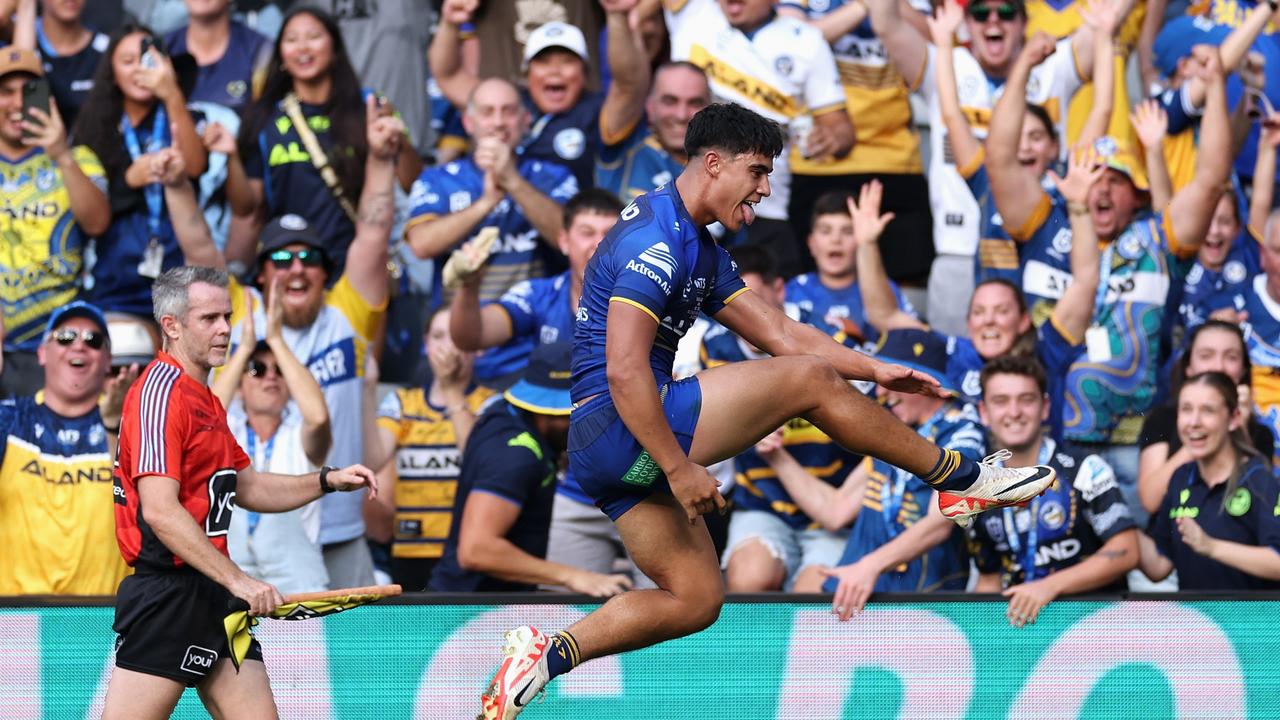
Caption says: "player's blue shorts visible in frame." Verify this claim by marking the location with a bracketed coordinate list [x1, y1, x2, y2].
[567, 376, 703, 521]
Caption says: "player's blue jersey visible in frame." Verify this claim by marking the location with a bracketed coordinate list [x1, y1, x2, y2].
[406, 155, 578, 307]
[471, 271, 576, 383]
[1178, 230, 1260, 333]
[1010, 185, 1074, 329]
[489, 271, 600, 507]
[1063, 213, 1192, 444]
[596, 121, 685, 201]
[784, 272, 916, 349]
[572, 183, 748, 402]
[961, 151, 1021, 287]
[824, 402, 984, 593]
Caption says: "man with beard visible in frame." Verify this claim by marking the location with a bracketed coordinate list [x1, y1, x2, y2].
[220, 102, 404, 589]
[596, 61, 710, 200]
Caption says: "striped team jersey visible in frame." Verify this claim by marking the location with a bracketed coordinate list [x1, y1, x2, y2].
[1008, 184, 1075, 328]
[915, 40, 1082, 256]
[0, 393, 127, 594]
[824, 401, 984, 593]
[1178, 231, 1259, 333]
[699, 321, 863, 529]
[1023, 0, 1145, 149]
[670, 6, 846, 221]
[596, 121, 685, 201]
[960, 148, 1021, 286]
[377, 385, 494, 560]
[114, 353, 251, 572]
[227, 274, 385, 544]
[1219, 275, 1280, 427]
[780, 0, 925, 176]
[784, 272, 916, 349]
[406, 156, 577, 307]
[0, 146, 106, 352]
[1062, 214, 1193, 444]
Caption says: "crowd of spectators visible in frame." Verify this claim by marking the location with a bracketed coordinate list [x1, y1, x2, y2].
[3, 0, 1280, 624]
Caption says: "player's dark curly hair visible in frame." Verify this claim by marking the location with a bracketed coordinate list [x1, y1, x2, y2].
[684, 103, 785, 160]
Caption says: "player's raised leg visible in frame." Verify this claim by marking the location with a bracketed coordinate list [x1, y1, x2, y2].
[196, 659, 280, 720]
[479, 492, 721, 720]
[101, 668, 186, 720]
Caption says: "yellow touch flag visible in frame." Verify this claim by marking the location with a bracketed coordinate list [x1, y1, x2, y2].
[223, 584, 402, 669]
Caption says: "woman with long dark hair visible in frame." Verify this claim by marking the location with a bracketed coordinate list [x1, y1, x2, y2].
[221, 7, 419, 276]
[72, 24, 210, 319]
[1137, 320, 1274, 514]
[1138, 371, 1280, 590]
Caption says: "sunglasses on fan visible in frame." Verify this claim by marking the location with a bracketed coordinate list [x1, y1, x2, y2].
[49, 328, 106, 350]
[268, 248, 325, 269]
[968, 3, 1019, 21]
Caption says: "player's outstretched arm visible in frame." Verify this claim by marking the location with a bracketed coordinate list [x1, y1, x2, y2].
[715, 290, 944, 397]
[137, 474, 284, 615]
[236, 464, 377, 513]
[608, 302, 725, 523]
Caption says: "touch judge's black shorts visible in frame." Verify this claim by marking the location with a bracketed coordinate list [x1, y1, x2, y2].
[113, 570, 263, 686]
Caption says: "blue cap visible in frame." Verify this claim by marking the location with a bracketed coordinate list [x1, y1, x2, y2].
[503, 342, 573, 416]
[44, 300, 108, 338]
[872, 328, 957, 395]
[1154, 16, 1227, 78]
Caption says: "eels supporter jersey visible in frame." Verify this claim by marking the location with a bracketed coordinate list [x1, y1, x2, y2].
[1008, 183, 1075, 328]
[1218, 274, 1280, 452]
[785, 272, 916, 349]
[1, 146, 106, 352]
[779, 0, 926, 176]
[572, 183, 748, 401]
[114, 353, 251, 572]
[915, 39, 1081, 257]
[824, 402, 985, 593]
[670, 4, 846, 221]
[1063, 214, 1192, 444]
[1179, 231, 1259, 333]
[959, 148, 1021, 286]
[596, 120, 685, 201]
[377, 385, 494, 560]
[226, 274, 385, 545]
[0, 393, 127, 594]
[967, 440, 1134, 588]
[474, 270, 577, 383]
[406, 155, 578, 308]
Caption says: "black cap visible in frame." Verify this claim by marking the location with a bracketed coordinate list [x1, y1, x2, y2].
[503, 342, 573, 415]
[873, 329, 957, 394]
[254, 214, 333, 279]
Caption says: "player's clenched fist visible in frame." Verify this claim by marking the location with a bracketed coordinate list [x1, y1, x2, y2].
[667, 461, 726, 523]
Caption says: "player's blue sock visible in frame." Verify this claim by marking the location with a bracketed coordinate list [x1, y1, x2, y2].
[922, 448, 980, 492]
[545, 631, 580, 679]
